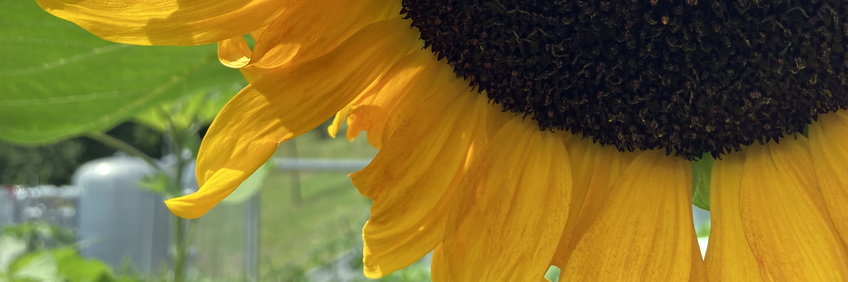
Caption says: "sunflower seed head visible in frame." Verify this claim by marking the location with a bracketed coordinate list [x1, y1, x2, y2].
[403, 0, 848, 159]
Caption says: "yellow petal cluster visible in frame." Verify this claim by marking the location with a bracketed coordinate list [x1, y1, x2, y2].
[39, 0, 848, 280]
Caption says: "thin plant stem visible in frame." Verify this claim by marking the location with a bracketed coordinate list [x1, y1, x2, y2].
[173, 217, 188, 282]
[86, 132, 163, 171]
[166, 117, 198, 282]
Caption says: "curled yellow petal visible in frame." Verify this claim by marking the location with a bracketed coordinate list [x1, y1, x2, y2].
[329, 50, 438, 148]
[165, 19, 418, 218]
[218, 35, 252, 69]
[356, 90, 490, 278]
[246, 0, 400, 71]
[36, 0, 288, 45]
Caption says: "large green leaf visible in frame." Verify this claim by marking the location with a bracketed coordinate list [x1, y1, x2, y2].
[0, 0, 243, 145]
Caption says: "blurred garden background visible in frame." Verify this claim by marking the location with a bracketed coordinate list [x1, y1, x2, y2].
[0, 0, 710, 281]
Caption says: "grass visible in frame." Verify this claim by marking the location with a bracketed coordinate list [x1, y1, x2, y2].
[259, 171, 370, 279]
[258, 130, 377, 280]
[191, 204, 255, 281]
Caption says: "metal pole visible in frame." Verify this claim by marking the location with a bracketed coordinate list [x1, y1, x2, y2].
[273, 158, 371, 172]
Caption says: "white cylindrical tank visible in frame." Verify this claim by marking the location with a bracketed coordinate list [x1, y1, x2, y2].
[73, 155, 169, 274]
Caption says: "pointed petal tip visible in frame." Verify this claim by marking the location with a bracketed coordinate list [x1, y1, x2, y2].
[163, 168, 253, 219]
[164, 197, 208, 219]
[363, 263, 386, 279]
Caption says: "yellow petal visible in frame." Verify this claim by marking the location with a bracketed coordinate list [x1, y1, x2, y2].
[704, 152, 762, 282]
[350, 52, 470, 198]
[431, 116, 571, 281]
[737, 140, 848, 280]
[36, 0, 288, 45]
[551, 138, 634, 267]
[218, 35, 252, 68]
[165, 19, 418, 218]
[329, 50, 439, 148]
[246, 0, 400, 71]
[689, 237, 707, 282]
[355, 91, 491, 278]
[561, 150, 700, 281]
[809, 111, 848, 244]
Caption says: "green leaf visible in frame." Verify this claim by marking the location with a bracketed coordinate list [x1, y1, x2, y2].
[138, 172, 170, 195]
[691, 154, 714, 210]
[135, 87, 238, 133]
[8, 250, 59, 282]
[0, 0, 243, 145]
[221, 161, 272, 204]
[0, 236, 27, 272]
[52, 248, 114, 282]
[7, 247, 115, 282]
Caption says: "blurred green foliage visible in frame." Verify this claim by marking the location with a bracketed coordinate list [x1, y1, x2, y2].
[0, 222, 129, 282]
[0, 122, 162, 185]
[1, 222, 75, 252]
[0, 139, 82, 185]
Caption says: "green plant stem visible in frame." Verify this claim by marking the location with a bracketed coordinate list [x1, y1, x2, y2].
[173, 217, 187, 282]
[167, 120, 199, 282]
[170, 133, 187, 282]
[173, 218, 197, 282]
[86, 132, 162, 171]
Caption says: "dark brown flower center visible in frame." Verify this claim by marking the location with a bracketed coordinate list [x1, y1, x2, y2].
[401, 0, 848, 159]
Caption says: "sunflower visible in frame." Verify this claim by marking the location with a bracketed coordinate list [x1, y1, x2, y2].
[38, 0, 848, 280]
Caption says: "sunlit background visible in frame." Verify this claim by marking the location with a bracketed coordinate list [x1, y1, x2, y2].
[0, 1, 710, 281]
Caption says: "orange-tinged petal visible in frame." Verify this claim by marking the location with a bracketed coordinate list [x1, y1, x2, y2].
[738, 140, 848, 280]
[165, 19, 418, 218]
[36, 0, 288, 46]
[561, 150, 700, 281]
[431, 117, 571, 281]
[809, 111, 848, 244]
[246, 0, 400, 71]
[350, 53, 469, 199]
[328, 50, 439, 149]
[705, 152, 762, 282]
[355, 91, 491, 278]
[343, 70, 421, 148]
[218, 35, 252, 68]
